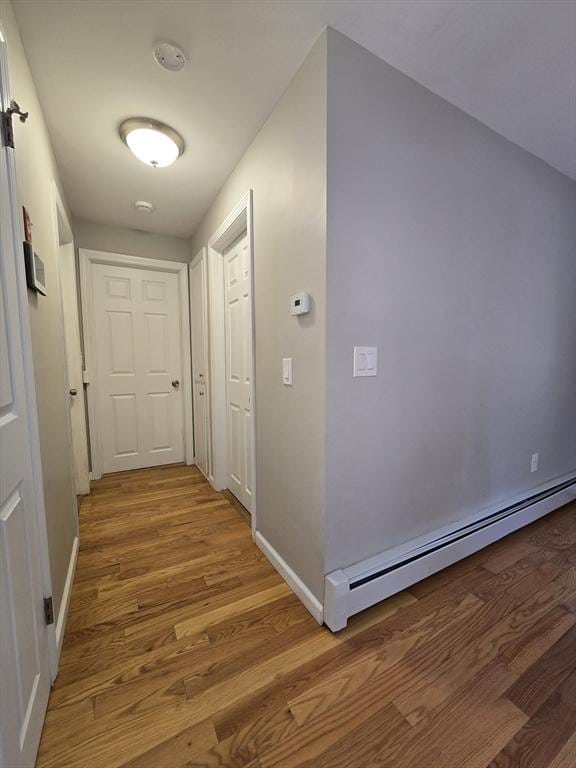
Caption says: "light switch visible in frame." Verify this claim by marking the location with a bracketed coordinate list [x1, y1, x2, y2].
[353, 346, 377, 377]
[282, 357, 293, 385]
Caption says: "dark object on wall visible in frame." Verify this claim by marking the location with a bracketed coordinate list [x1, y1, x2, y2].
[23, 241, 46, 295]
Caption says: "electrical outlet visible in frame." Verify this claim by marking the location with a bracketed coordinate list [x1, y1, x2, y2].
[531, 453, 539, 473]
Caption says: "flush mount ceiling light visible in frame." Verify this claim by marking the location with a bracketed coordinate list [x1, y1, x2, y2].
[119, 118, 184, 168]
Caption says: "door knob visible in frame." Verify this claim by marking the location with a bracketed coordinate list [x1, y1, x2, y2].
[69, 388, 78, 396]
[171, 380, 180, 389]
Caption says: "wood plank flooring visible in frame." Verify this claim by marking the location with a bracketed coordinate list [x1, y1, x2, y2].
[37, 465, 576, 768]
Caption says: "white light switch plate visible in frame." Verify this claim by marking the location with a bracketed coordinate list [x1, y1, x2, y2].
[353, 346, 377, 377]
[282, 357, 293, 385]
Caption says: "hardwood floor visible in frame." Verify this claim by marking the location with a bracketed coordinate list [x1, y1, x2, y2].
[37, 465, 576, 768]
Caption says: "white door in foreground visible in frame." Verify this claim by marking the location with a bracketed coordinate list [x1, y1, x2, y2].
[223, 232, 253, 512]
[92, 263, 184, 473]
[0, 37, 52, 765]
[190, 252, 209, 477]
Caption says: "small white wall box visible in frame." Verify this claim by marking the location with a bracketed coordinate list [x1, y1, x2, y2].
[23, 241, 47, 295]
[290, 292, 311, 316]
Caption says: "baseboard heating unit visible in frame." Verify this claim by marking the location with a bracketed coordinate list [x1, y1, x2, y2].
[324, 475, 576, 631]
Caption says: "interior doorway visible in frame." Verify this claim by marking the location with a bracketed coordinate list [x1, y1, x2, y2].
[80, 249, 193, 478]
[222, 230, 252, 511]
[51, 182, 90, 495]
[205, 191, 256, 525]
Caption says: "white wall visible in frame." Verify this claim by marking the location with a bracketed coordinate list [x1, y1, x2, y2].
[1, 0, 77, 615]
[73, 217, 190, 262]
[190, 34, 327, 600]
[325, 29, 576, 573]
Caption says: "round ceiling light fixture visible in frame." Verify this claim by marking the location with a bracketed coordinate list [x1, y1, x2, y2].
[119, 118, 184, 168]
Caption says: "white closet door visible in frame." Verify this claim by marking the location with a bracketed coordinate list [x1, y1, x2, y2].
[190, 252, 209, 478]
[92, 263, 184, 473]
[0, 76, 52, 767]
[224, 233, 253, 511]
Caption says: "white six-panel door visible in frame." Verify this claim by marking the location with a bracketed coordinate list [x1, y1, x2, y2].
[91, 263, 184, 474]
[190, 251, 209, 478]
[1, 32, 52, 766]
[224, 233, 253, 511]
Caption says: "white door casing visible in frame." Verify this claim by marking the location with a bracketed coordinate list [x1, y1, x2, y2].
[59, 242, 89, 492]
[49, 183, 89, 497]
[205, 191, 256, 533]
[190, 249, 209, 478]
[79, 248, 194, 479]
[91, 262, 184, 474]
[0, 28, 53, 768]
[223, 232, 253, 511]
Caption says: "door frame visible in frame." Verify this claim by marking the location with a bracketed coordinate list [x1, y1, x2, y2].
[50, 181, 90, 495]
[206, 190, 257, 535]
[189, 247, 211, 478]
[79, 248, 194, 479]
[0, 22, 58, 679]
[48, 182, 81, 659]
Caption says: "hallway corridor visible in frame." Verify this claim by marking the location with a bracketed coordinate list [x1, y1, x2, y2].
[37, 466, 576, 768]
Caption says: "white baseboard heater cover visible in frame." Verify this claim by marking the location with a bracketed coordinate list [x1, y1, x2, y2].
[324, 476, 576, 632]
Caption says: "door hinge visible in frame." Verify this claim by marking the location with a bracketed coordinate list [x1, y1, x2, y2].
[1, 100, 29, 149]
[43, 596, 55, 626]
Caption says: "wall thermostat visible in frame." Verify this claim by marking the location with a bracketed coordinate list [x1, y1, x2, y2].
[290, 292, 311, 316]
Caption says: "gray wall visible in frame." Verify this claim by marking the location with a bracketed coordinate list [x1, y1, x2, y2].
[73, 218, 190, 262]
[325, 29, 576, 573]
[2, 0, 77, 615]
[190, 34, 327, 600]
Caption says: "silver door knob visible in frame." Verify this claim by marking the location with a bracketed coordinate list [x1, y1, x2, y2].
[69, 388, 78, 396]
[171, 380, 180, 389]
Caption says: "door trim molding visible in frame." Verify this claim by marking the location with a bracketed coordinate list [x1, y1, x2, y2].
[0, 20, 58, 679]
[206, 190, 257, 537]
[79, 249, 193, 478]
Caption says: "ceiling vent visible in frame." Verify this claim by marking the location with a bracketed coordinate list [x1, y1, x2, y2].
[153, 41, 187, 71]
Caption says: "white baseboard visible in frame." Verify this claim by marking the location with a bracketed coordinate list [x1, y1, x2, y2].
[55, 535, 79, 659]
[255, 531, 323, 625]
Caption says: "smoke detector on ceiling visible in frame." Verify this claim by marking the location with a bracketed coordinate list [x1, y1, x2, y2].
[134, 200, 155, 213]
[153, 41, 187, 71]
